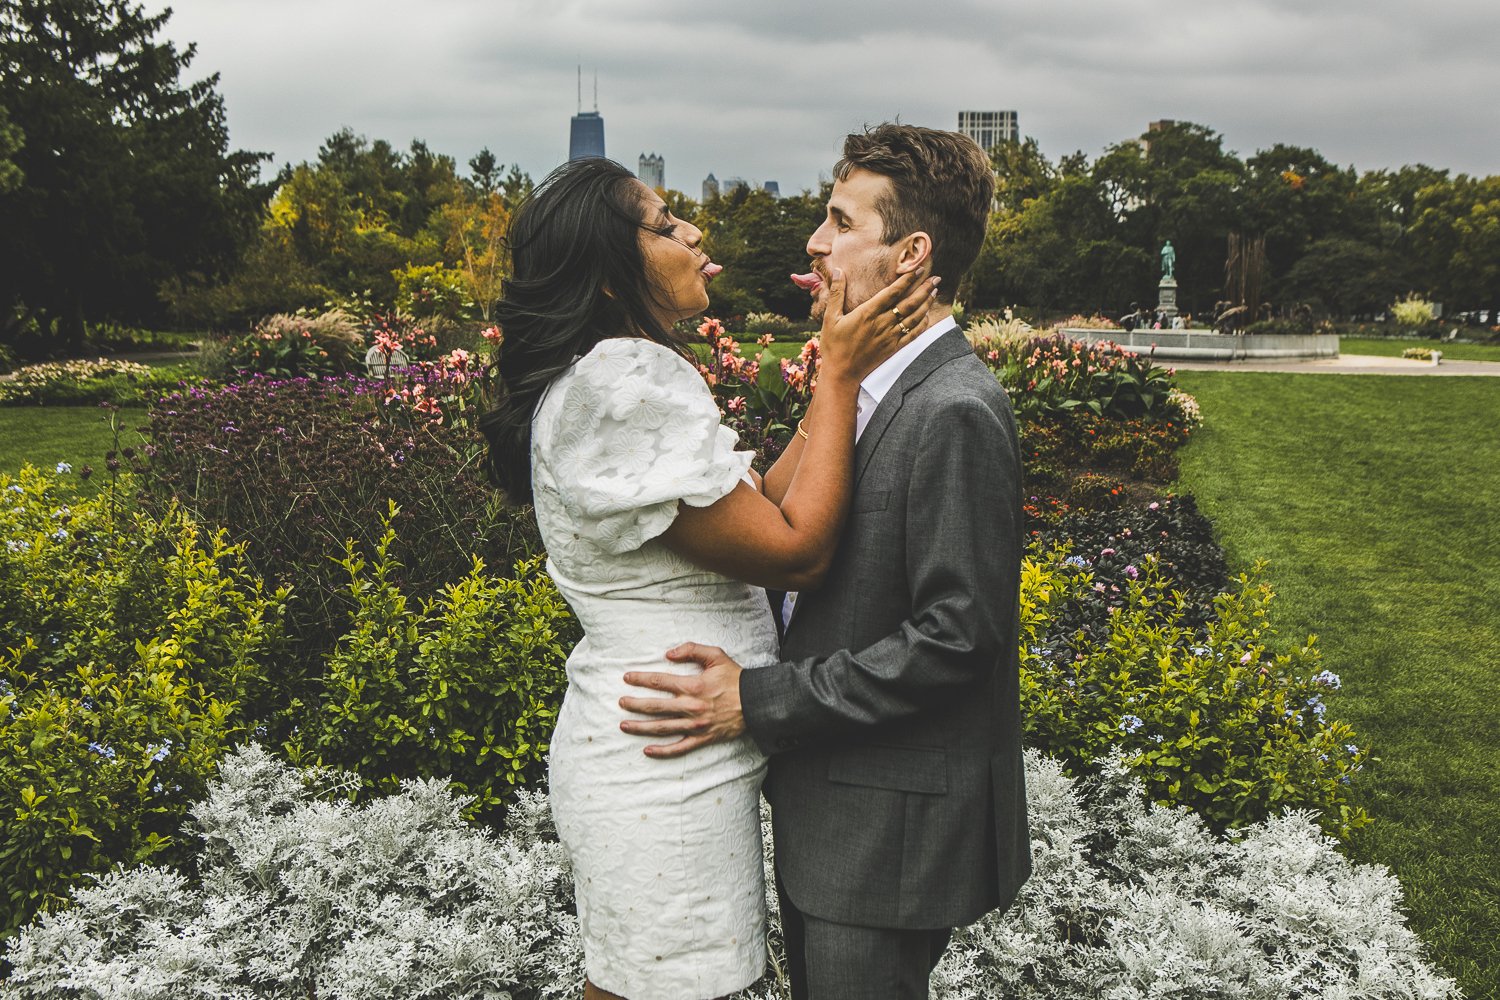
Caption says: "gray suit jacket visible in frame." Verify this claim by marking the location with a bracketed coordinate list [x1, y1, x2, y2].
[740, 327, 1031, 930]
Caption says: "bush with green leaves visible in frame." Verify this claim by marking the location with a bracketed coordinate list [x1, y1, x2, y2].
[394, 262, 475, 323]
[301, 506, 576, 822]
[0, 358, 199, 406]
[1017, 544, 1371, 840]
[137, 370, 544, 713]
[984, 333, 1179, 423]
[3, 746, 1456, 1000]
[0, 465, 288, 939]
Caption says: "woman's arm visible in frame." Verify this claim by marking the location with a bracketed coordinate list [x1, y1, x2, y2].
[660, 270, 937, 589]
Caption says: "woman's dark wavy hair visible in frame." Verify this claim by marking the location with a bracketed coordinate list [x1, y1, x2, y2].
[479, 157, 695, 505]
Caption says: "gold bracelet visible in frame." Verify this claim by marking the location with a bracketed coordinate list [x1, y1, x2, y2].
[796, 418, 810, 441]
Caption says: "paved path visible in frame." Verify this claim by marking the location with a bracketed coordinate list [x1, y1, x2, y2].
[1167, 354, 1500, 377]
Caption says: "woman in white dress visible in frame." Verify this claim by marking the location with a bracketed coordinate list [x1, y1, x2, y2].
[479, 158, 937, 1000]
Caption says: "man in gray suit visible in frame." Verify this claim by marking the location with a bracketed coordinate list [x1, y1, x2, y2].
[620, 123, 1030, 999]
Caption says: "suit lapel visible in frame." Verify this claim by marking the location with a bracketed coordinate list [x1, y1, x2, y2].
[853, 327, 974, 487]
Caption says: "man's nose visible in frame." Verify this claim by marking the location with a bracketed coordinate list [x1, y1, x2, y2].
[806, 221, 832, 258]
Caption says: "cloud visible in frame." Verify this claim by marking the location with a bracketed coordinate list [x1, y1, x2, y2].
[159, 0, 1500, 193]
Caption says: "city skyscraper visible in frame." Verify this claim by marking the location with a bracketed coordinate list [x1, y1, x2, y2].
[957, 110, 1019, 152]
[638, 152, 665, 189]
[569, 68, 605, 160]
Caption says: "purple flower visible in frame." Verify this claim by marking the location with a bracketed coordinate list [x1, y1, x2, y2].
[1124, 565, 1139, 579]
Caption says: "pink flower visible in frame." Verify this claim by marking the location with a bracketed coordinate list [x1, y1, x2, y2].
[726, 396, 746, 415]
[757, 333, 774, 347]
[698, 318, 725, 338]
[1148, 502, 1160, 511]
[444, 348, 472, 369]
[480, 326, 504, 344]
[1240, 651, 1253, 665]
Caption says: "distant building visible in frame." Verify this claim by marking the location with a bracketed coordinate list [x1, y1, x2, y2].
[638, 152, 665, 189]
[1142, 120, 1177, 154]
[720, 176, 751, 197]
[957, 110, 1019, 152]
[702, 173, 719, 201]
[762, 181, 780, 198]
[569, 111, 605, 160]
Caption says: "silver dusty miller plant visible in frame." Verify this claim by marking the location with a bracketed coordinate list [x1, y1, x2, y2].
[5, 748, 1459, 1000]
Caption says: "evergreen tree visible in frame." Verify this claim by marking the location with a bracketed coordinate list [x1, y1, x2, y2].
[0, 0, 268, 350]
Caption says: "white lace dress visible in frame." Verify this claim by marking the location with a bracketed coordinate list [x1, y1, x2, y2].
[531, 337, 778, 1000]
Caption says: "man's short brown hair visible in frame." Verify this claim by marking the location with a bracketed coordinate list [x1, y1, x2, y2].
[834, 123, 994, 304]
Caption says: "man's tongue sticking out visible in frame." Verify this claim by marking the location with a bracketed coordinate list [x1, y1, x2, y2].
[790, 271, 822, 294]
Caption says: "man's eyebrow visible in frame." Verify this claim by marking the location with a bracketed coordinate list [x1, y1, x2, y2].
[828, 205, 850, 223]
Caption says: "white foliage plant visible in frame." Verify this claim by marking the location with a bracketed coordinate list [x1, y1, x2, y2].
[4, 746, 1459, 1000]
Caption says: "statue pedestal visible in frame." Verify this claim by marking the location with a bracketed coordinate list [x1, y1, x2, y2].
[1157, 277, 1179, 321]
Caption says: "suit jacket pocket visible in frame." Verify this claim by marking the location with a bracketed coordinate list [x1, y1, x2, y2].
[853, 489, 890, 513]
[827, 744, 948, 795]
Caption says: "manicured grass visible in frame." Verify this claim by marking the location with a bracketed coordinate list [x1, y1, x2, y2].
[1340, 337, 1500, 362]
[1174, 372, 1500, 998]
[0, 406, 149, 480]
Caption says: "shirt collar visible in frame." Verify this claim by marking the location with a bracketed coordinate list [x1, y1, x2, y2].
[861, 315, 958, 405]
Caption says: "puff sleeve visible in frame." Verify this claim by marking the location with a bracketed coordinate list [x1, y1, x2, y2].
[543, 338, 753, 554]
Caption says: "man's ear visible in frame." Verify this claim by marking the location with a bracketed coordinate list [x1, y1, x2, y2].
[894, 232, 933, 275]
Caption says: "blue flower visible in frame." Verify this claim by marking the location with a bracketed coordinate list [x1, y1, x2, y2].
[54, 462, 71, 474]
[5, 540, 29, 554]
[150, 740, 173, 763]
[87, 742, 117, 760]
[1345, 744, 1359, 755]
[50, 528, 68, 542]
[1312, 670, 1342, 690]
[6, 484, 21, 493]
[1063, 555, 1089, 568]
[1119, 714, 1144, 734]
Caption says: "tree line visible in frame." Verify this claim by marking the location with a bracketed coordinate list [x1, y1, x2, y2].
[4, 0, 1497, 358]
[969, 126, 1499, 323]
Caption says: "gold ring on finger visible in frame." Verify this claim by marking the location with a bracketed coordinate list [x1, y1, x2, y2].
[898, 322, 910, 335]
[891, 307, 903, 319]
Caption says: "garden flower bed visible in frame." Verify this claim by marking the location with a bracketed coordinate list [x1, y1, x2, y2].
[0, 317, 1457, 996]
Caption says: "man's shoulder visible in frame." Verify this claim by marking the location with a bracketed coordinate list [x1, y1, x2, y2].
[912, 348, 1012, 414]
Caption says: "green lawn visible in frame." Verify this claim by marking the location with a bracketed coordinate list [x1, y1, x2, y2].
[1174, 372, 1500, 998]
[1340, 337, 1500, 362]
[0, 406, 149, 480]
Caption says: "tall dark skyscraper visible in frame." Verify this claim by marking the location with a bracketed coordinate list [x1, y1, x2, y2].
[570, 112, 605, 160]
[569, 68, 605, 160]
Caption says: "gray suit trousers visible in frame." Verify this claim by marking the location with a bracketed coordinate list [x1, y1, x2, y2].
[779, 871, 951, 1000]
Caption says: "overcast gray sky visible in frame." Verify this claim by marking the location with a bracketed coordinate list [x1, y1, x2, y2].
[160, 0, 1500, 195]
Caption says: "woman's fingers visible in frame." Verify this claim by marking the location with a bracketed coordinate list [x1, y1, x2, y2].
[820, 268, 846, 329]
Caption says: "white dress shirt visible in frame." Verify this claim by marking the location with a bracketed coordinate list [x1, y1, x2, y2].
[782, 315, 959, 625]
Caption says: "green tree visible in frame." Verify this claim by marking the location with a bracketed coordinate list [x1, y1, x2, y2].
[468, 147, 499, 195]
[0, 104, 21, 193]
[0, 0, 267, 350]
[989, 137, 1058, 216]
[698, 186, 825, 318]
[1280, 236, 1405, 316]
[972, 173, 1147, 313]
